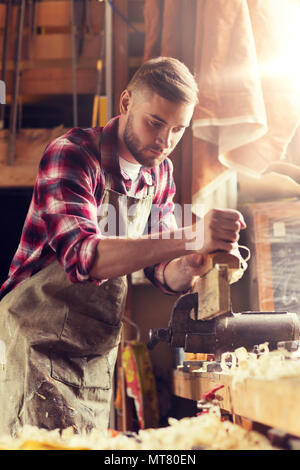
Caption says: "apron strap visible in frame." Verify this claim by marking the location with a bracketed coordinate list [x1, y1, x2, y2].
[104, 172, 113, 190]
[147, 184, 155, 197]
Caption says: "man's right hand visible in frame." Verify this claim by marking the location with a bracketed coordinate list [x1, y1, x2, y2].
[163, 208, 247, 293]
[202, 208, 246, 254]
[185, 208, 247, 254]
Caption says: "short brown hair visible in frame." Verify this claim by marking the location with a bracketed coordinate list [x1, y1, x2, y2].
[127, 57, 198, 105]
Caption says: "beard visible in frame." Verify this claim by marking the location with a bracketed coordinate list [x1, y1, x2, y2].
[123, 113, 166, 167]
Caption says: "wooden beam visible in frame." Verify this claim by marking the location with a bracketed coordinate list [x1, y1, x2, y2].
[113, 0, 129, 115]
[20, 68, 97, 95]
[7, 0, 25, 165]
[0, 127, 67, 187]
[2, 57, 101, 71]
[0, 1, 104, 29]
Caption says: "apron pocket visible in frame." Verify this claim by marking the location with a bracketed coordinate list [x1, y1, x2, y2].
[50, 351, 112, 389]
[59, 309, 122, 357]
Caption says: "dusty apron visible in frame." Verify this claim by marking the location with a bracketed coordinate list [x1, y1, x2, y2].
[0, 174, 154, 437]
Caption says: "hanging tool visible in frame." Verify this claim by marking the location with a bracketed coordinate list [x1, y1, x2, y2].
[7, 0, 26, 165]
[121, 316, 160, 430]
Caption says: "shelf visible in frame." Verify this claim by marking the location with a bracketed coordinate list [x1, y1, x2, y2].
[1, 58, 102, 71]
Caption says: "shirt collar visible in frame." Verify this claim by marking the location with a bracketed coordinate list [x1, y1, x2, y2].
[140, 167, 154, 185]
[99, 116, 121, 176]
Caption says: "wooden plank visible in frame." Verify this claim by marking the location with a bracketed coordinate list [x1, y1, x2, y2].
[34, 0, 104, 28]
[0, 1, 104, 29]
[173, 368, 300, 437]
[192, 266, 231, 320]
[2, 57, 101, 71]
[0, 33, 102, 61]
[31, 33, 101, 60]
[113, 0, 129, 115]
[22, 68, 97, 95]
[192, 253, 241, 320]
[0, 163, 39, 187]
[1, 67, 97, 95]
[0, 127, 67, 187]
[3, 57, 141, 96]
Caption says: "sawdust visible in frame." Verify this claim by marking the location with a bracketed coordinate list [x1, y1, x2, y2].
[220, 343, 300, 389]
[0, 411, 275, 450]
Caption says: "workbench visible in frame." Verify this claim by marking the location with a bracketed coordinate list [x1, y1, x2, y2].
[173, 368, 300, 438]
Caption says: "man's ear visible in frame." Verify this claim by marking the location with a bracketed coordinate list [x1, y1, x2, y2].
[119, 89, 132, 115]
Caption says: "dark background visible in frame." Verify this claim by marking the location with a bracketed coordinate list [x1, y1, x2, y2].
[0, 187, 33, 287]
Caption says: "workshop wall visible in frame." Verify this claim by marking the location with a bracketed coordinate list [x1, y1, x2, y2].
[0, 0, 145, 186]
[0, 0, 146, 278]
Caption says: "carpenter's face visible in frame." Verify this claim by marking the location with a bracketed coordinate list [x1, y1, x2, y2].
[121, 90, 195, 167]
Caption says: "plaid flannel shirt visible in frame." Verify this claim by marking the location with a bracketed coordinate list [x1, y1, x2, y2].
[0, 117, 181, 300]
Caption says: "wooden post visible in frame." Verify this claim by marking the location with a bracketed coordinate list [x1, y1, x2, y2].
[113, 0, 128, 115]
[0, 0, 12, 129]
[7, 0, 25, 165]
[70, 0, 78, 127]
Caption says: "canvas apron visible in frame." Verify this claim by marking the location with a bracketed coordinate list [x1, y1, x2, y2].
[0, 175, 154, 437]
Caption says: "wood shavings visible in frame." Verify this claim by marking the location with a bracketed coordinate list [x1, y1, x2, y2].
[0, 411, 275, 450]
[220, 351, 237, 372]
[220, 343, 300, 389]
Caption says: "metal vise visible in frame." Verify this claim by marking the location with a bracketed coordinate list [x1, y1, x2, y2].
[148, 292, 300, 360]
[148, 252, 300, 359]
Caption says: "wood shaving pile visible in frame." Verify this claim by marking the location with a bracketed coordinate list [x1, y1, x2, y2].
[220, 343, 300, 388]
[0, 411, 275, 450]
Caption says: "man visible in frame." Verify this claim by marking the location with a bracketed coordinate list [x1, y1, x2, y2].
[0, 57, 246, 436]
